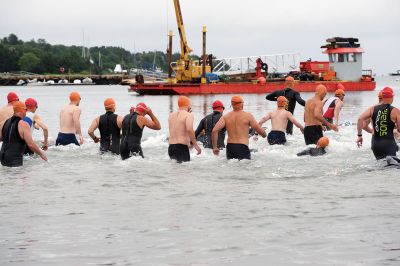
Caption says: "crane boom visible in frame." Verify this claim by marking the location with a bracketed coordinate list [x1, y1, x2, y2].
[173, 0, 192, 60]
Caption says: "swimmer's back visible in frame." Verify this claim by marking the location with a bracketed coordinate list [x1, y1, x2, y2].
[304, 98, 322, 126]
[224, 110, 253, 145]
[59, 105, 79, 134]
[168, 110, 192, 145]
[269, 109, 290, 132]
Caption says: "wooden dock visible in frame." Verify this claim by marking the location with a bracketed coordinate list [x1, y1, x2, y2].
[0, 73, 130, 86]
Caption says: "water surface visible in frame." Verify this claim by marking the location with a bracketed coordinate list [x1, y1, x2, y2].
[1, 76, 400, 265]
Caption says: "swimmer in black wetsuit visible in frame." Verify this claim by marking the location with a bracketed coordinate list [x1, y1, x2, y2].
[0, 101, 47, 167]
[265, 76, 305, 135]
[357, 87, 400, 160]
[88, 98, 123, 154]
[120, 102, 161, 159]
[297, 136, 329, 157]
[195, 100, 226, 149]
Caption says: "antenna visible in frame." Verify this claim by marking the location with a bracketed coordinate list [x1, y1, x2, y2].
[98, 51, 102, 68]
[82, 30, 86, 58]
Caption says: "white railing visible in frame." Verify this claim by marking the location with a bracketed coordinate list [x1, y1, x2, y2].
[212, 53, 301, 76]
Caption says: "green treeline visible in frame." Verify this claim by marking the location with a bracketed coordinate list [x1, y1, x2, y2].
[0, 33, 198, 74]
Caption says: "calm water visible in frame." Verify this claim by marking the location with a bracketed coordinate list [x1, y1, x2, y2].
[1, 76, 400, 265]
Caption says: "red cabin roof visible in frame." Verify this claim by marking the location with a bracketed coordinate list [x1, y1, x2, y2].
[323, 48, 364, 54]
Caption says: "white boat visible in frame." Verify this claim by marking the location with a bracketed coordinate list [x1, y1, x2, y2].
[16, 79, 26, 86]
[26, 78, 49, 86]
[82, 77, 93, 84]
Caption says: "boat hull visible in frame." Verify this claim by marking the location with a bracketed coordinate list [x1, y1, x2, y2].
[129, 81, 376, 95]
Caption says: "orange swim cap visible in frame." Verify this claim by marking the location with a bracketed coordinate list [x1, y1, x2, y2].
[285, 76, 294, 82]
[231, 95, 244, 105]
[317, 136, 329, 148]
[178, 96, 190, 107]
[13, 101, 26, 113]
[104, 98, 116, 110]
[69, 91, 81, 102]
[277, 96, 287, 107]
[316, 84, 327, 95]
[335, 89, 345, 97]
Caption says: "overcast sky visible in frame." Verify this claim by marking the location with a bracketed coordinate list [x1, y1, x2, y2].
[1, 0, 399, 74]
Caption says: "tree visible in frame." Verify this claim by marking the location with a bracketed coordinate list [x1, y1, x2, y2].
[18, 52, 40, 72]
[7, 34, 20, 45]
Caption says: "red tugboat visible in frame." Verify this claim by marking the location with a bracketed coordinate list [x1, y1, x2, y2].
[129, 1, 375, 95]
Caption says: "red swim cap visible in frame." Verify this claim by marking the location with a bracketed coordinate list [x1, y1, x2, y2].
[25, 98, 38, 108]
[212, 100, 225, 110]
[336, 83, 345, 91]
[381, 87, 394, 98]
[7, 92, 19, 103]
[135, 102, 148, 113]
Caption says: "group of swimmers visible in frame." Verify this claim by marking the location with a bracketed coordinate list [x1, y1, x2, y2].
[0, 76, 399, 167]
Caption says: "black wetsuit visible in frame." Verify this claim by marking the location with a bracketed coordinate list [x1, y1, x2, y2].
[99, 111, 121, 154]
[297, 147, 326, 157]
[371, 104, 398, 160]
[304, 125, 323, 145]
[226, 143, 251, 160]
[0, 116, 27, 167]
[195, 111, 226, 149]
[120, 113, 144, 159]
[267, 130, 287, 145]
[266, 88, 305, 134]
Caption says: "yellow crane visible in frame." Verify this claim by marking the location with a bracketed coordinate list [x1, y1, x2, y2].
[172, 0, 210, 82]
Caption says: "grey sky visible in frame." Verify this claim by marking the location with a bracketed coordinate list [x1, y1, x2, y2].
[1, 0, 399, 74]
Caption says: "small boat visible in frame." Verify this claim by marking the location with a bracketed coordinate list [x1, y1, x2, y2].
[389, 70, 400, 76]
[16, 79, 26, 86]
[26, 78, 49, 86]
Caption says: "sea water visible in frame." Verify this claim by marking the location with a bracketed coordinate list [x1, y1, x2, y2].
[0, 76, 399, 265]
